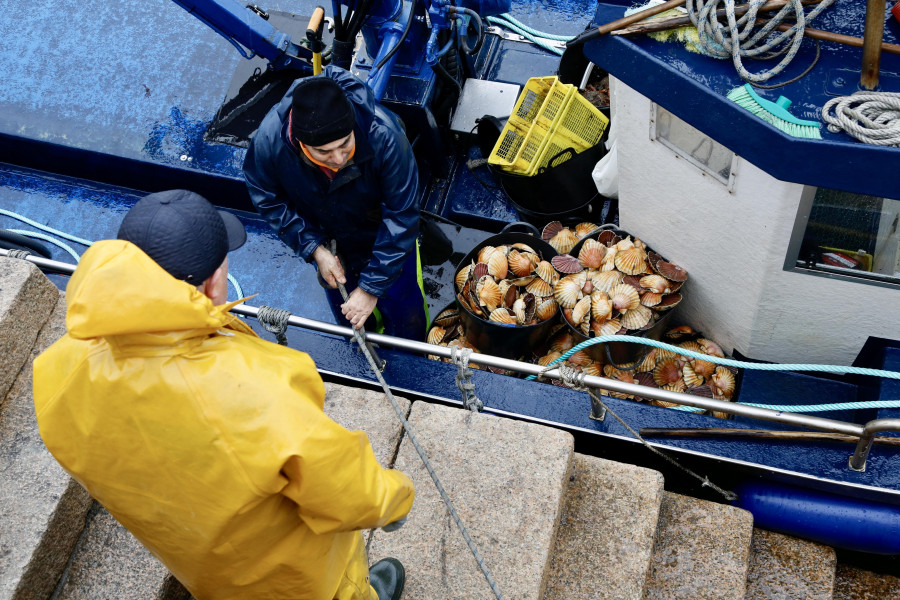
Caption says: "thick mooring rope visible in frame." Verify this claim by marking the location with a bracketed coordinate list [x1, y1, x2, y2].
[686, 0, 835, 83]
[822, 92, 900, 146]
[257, 305, 291, 346]
[450, 345, 485, 412]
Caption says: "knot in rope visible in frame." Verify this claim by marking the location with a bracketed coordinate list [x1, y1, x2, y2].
[558, 363, 589, 391]
[6, 249, 31, 259]
[822, 92, 900, 146]
[686, 0, 834, 83]
[450, 345, 484, 412]
[257, 305, 292, 346]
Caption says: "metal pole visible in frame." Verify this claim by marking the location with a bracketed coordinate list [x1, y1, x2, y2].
[861, 0, 887, 90]
[850, 418, 900, 471]
[0, 248, 886, 443]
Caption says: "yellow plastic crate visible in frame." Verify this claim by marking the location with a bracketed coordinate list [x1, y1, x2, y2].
[489, 76, 610, 176]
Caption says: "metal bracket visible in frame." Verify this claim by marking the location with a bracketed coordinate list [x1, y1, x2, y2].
[485, 26, 566, 50]
[247, 4, 269, 20]
[589, 394, 607, 422]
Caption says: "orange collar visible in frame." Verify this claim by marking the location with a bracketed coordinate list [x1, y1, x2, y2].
[288, 109, 355, 174]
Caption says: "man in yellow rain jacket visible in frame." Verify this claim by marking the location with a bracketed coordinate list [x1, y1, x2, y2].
[33, 190, 414, 600]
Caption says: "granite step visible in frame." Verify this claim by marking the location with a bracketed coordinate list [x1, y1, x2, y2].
[0, 292, 93, 600]
[542, 453, 665, 600]
[643, 491, 754, 600]
[744, 529, 836, 600]
[0, 258, 59, 404]
[369, 401, 574, 600]
[832, 563, 900, 599]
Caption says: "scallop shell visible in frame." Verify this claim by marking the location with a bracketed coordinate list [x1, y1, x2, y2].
[507, 250, 534, 277]
[574, 222, 599, 239]
[655, 260, 688, 282]
[549, 228, 578, 255]
[551, 253, 583, 274]
[487, 251, 508, 280]
[512, 298, 527, 324]
[654, 293, 682, 311]
[609, 283, 641, 313]
[640, 274, 670, 294]
[542, 221, 564, 241]
[636, 349, 658, 373]
[535, 298, 559, 321]
[433, 307, 459, 328]
[489, 307, 517, 325]
[554, 275, 583, 309]
[581, 362, 604, 377]
[710, 367, 736, 397]
[633, 238, 647, 250]
[697, 338, 725, 358]
[567, 349, 593, 366]
[600, 247, 618, 271]
[533, 260, 555, 284]
[526, 277, 553, 298]
[641, 292, 662, 307]
[591, 318, 621, 337]
[647, 250, 663, 270]
[476, 276, 502, 312]
[690, 384, 715, 398]
[591, 270, 623, 293]
[521, 293, 537, 324]
[683, 362, 705, 387]
[512, 242, 538, 255]
[590, 290, 613, 322]
[653, 358, 684, 387]
[596, 230, 619, 247]
[665, 325, 696, 341]
[615, 236, 634, 251]
[678, 341, 702, 356]
[472, 262, 490, 281]
[427, 326, 446, 346]
[537, 350, 563, 366]
[509, 275, 536, 287]
[547, 332, 576, 355]
[455, 264, 472, 292]
[571, 295, 593, 326]
[634, 371, 658, 388]
[620, 304, 652, 330]
[615, 246, 649, 275]
[623, 275, 645, 291]
[601, 365, 635, 399]
[477, 245, 497, 264]
[660, 382, 687, 393]
[693, 358, 717, 379]
[578, 239, 607, 269]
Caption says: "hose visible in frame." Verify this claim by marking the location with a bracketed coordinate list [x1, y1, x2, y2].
[5, 229, 82, 261]
[374, 0, 418, 71]
[453, 6, 485, 55]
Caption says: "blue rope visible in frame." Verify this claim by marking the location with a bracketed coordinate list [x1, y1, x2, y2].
[485, 16, 565, 55]
[526, 335, 900, 413]
[0, 208, 93, 246]
[492, 14, 574, 42]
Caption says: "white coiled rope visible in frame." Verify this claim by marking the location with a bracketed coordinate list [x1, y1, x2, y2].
[686, 0, 835, 83]
[822, 92, 900, 146]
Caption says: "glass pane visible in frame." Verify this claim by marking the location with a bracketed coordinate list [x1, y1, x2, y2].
[654, 105, 734, 183]
[795, 188, 900, 286]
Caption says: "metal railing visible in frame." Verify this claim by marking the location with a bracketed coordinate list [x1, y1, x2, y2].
[4, 248, 899, 471]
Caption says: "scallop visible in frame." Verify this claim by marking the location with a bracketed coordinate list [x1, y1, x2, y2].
[596, 230, 619, 247]
[477, 245, 497, 264]
[655, 260, 688, 282]
[615, 236, 635, 252]
[693, 358, 717, 379]
[641, 292, 662, 307]
[455, 264, 472, 292]
[472, 262, 490, 281]
[578, 238, 607, 269]
[591, 318, 621, 337]
[615, 245, 649, 275]
[683, 362, 705, 387]
[640, 274, 670, 294]
[512, 242, 538, 255]
[554, 275, 583, 309]
[590, 290, 613, 322]
[697, 338, 725, 358]
[535, 260, 558, 285]
[486, 251, 508, 279]
[551, 253, 583, 274]
[620, 304, 652, 330]
[678, 340, 703, 356]
[427, 326, 446, 346]
[509, 275, 536, 287]
[541, 220, 564, 241]
[489, 307, 516, 325]
[571, 295, 592, 327]
[601, 365, 635, 399]
[653, 358, 684, 387]
[623, 275, 645, 291]
[575, 222, 599, 239]
[636, 348, 658, 373]
[710, 367, 736, 398]
[512, 298, 527, 324]
[537, 350, 563, 366]
[526, 276, 553, 298]
[664, 325, 695, 341]
[433, 307, 459, 328]
[634, 371, 658, 388]
[654, 293, 682, 311]
[567, 349, 593, 366]
[581, 362, 604, 377]
[609, 283, 641, 313]
[548, 331, 577, 354]
[476, 276, 501, 312]
[591, 270, 623, 293]
[549, 228, 578, 254]
[535, 298, 559, 321]
[601, 247, 618, 271]
[660, 382, 687, 393]
[507, 250, 534, 277]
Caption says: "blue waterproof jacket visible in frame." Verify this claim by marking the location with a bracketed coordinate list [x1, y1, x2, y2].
[243, 66, 420, 297]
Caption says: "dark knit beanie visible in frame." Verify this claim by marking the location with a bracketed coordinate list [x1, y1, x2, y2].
[290, 77, 356, 147]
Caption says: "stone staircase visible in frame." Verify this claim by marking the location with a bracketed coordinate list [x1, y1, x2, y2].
[2, 256, 899, 600]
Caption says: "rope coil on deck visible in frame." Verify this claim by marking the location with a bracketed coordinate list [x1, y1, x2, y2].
[822, 92, 900, 146]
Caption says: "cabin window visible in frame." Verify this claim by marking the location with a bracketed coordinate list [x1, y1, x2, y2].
[650, 103, 736, 188]
[786, 187, 900, 289]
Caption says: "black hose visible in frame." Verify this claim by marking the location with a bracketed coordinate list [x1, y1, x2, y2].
[432, 57, 461, 96]
[453, 7, 484, 56]
[332, 0, 345, 39]
[374, 0, 418, 71]
[0, 229, 53, 258]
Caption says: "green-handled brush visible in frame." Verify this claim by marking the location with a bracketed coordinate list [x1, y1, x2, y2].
[727, 83, 822, 139]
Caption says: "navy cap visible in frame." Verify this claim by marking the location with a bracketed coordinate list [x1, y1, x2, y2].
[290, 76, 356, 147]
[117, 190, 246, 283]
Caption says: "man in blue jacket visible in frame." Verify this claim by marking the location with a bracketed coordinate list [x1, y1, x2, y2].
[243, 66, 426, 340]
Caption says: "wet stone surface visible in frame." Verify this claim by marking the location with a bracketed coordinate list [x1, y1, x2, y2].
[833, 564, 900, 600]
[745, 529, 835, 600]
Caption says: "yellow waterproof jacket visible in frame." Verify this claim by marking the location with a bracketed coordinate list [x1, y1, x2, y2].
[33, 240, 414, 600]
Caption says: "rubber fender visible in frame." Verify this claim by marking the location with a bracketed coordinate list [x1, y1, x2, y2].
[0, 229, 53, 258]
[733, 480, 900, 554]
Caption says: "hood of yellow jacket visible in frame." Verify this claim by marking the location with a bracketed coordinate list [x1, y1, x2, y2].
[65, 239, 254, 342]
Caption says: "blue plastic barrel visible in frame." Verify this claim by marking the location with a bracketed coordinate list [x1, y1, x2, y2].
[733, 480, 900, 554]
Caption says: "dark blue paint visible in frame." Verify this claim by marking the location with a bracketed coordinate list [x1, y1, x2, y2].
[583, 1, 900, 200]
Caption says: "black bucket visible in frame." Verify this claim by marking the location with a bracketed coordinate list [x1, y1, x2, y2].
[564, 225, 680, 369]
[456, 222, 560, 360]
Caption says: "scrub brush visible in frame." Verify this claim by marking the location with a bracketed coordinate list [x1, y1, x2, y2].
[727, 83, 822, 139]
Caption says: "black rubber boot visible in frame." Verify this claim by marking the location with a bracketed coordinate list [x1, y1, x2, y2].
[368, 558, 405, 600]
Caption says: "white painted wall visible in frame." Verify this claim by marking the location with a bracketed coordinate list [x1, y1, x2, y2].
[611, 78, 900, 365]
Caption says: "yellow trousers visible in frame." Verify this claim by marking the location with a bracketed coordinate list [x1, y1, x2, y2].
[333, 532, 377, 600]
